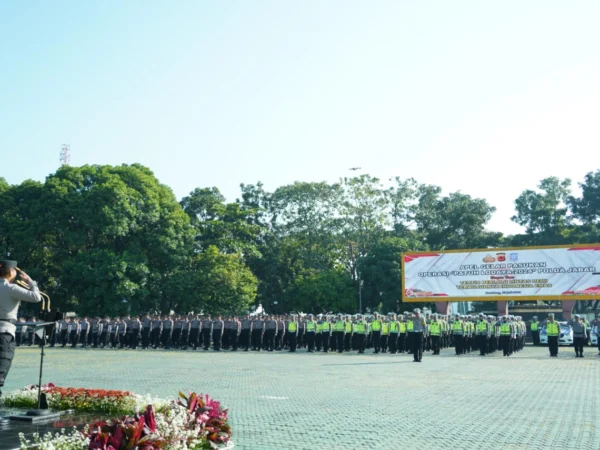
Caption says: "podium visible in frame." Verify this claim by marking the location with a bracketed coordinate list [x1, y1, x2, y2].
[9, 321, 62, 423]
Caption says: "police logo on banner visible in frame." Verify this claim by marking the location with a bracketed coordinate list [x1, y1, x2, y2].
[509, 253, 518, 262]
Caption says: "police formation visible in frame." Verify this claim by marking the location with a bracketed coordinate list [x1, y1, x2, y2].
[18, 310, 534, 362]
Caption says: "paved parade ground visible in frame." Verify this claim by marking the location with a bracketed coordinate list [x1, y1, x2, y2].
[4, 346, 600, 449]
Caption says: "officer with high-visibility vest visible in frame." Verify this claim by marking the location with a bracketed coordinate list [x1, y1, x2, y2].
[333, 313, 345, 353]
[496, 316, 512, 356]
[321, 317, 331, 353]
[545, 313, 560, 357]
[530, 316, 540, 346]
[451, 315, 464, 355]
[429, 314, 442, 355]
[344, 315, 352, 351]
[475, 313, 490, 356]
[353, 315, 367, 353]
[398, 315, 407, 353]
[381, 316, 390, 353]
[388, 314, 400, 354]
[305, 314, 317, 352]
[287, 316, 298, 352]
[370, 313, 382, 354]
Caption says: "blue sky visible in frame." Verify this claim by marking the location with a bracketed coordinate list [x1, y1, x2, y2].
[1, 1, 599, 235]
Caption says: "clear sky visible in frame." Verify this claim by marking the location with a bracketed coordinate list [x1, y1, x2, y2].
[1, 1, 599, 235]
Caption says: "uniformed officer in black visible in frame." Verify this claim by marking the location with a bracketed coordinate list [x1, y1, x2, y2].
[0, 261, 42, 397]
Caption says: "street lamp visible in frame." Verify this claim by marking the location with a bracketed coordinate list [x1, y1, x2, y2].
[358, 272, 363, 313]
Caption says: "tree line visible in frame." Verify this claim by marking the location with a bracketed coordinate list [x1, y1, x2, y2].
[1, 164, 599, 316]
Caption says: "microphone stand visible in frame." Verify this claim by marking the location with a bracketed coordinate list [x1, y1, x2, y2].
[13, 322, 55, 416]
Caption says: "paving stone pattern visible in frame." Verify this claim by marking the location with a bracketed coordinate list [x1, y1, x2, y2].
[4, 346, 600, 449]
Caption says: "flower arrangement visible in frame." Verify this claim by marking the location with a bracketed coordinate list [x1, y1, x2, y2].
[6, 385, 233, 449]
[2, 383, 166, 416]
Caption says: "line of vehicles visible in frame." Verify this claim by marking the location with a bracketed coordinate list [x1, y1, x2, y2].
[539, 321, 598, 346]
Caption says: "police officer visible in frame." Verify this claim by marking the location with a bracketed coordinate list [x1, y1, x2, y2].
[305, 314, 317, 352]
[141, 314, 152, 349]
[410, 309, 426, 362]
[545, 313, 560, 357]
[530, 316, 540, 345]
[0, 261, 42, 401]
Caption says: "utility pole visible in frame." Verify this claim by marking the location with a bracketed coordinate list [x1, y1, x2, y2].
[358, 272, 363, 313]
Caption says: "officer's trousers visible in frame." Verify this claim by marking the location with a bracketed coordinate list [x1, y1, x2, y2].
[431, 335, 440, 355]
[315, 333, 322, 351]
[202, 329, 211, 350]
[398, 334, 405, 353]
[70, 331, 79, 348]
[289, 333, 297, 352]
[303, 331, 314, 352]
[372, 331, 381, 353]
[411, 332, 423, 361]
[548, 336, 559, 356]
[388, 334, 398, 353]
[478, 335, 488, 355]
[532, 330, 540, 346]
[356, 334, 366, 353]
[344, 333, 351, 351]
[251, 329, 262, 350]
[336, 332, 344, 353]
[189, 328, 199, 349]
[151, 329, 160, 348]
[161, 330, 172, 349]
[499, 335, 510, 356]
[172, 329, 181, 348]
[574, 336, 585, 356]
[213, 330, 223, 350]
[264, 329, 276, 351]
[453, 335, 463, 355]
[321, 333, 330, 352]
[141, 328, 150, 348]
[0, 333, 16, 392]
[181, 329, 189, 348]
[239, 329, 250, 350]
[381, 334, 389, 352]
[128, 331, 139, 349]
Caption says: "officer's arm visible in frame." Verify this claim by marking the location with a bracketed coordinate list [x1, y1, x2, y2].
[7, 281, 42, 303]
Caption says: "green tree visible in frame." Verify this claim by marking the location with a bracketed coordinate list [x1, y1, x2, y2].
[511, 177, 572, 243]
[569, 170, 600, 224]
[285, 269, 356, 314]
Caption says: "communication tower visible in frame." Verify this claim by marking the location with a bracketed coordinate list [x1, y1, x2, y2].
[60, 144, 70, 166]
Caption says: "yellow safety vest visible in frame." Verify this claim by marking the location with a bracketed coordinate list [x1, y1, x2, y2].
[354, 321, 366, 334]
[390, 322, 399, 333]
[530, 322, 539, 331]
[288, 322, 297, 332]
[345, 322, 352, 333]
[306, 321, 316, 332]
[546, 322, 559, 336]
[334, 321, 345, 332]
[407, 321, 414, 331]
[371, 320, 381, 331]
[429, 322, 441, 336]
[381, 323, 389, 335]
[500, 323, 511, 335]
[321, 322, 330, 332]
[399, 322, 407, 333]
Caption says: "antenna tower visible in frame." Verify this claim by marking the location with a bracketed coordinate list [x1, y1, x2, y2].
[60, 144, 71, 166]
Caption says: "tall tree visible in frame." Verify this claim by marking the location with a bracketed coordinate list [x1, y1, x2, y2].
[569, 170, 600, 224]
[511, 177, 572, 244]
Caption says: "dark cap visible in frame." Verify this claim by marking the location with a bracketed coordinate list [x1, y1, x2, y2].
[0, 260, 17, 269]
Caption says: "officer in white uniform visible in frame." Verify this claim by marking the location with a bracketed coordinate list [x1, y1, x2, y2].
[0, 260, 42, 395]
